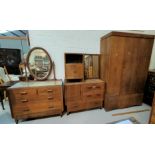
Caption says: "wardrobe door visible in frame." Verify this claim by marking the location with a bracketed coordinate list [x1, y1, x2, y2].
[106, 36, 125, 96]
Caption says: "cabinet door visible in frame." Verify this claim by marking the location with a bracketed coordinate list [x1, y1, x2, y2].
[106, 36, 125, 95]
[65, 63, 84, 79]
[120, 38, 153, 94]
[65, 84, 81, 101]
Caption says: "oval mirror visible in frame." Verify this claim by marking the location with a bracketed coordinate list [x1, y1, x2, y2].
[27, 47, 52, 81]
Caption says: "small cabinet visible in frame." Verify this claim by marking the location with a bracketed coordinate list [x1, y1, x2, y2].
[64, 79, 105, 114]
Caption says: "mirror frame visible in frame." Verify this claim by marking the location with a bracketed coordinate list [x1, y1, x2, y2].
[27, 47, 52, 81]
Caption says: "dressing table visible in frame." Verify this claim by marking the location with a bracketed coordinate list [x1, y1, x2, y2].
[8, 47, 63, 123]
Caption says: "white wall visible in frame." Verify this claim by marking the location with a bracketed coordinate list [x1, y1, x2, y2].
[29, 30, 155, 80]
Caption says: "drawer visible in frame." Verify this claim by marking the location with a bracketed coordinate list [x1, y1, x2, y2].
[13, 105, 30, 115]
[65, 63, 84, 79]
[86, 100, 103, 109]
[82, 83, 104, 94]
[10, 88, 36, 100]
[37, 86, 61, 95]
[83, 93, 104, 101]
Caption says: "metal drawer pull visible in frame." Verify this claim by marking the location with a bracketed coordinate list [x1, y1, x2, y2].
[48, 97, 54, 100]
[21, 99, 28, 103]
[20, 92, 27, 95]
[47, 90, 53, 92]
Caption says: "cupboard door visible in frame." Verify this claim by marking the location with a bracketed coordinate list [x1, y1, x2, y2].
[65, 84, 81, 101]
[65, 63, 84, 79]
[106, 36, 125, 95]
[120, 38, 153, 94]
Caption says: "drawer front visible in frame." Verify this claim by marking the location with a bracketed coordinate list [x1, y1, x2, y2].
[37, 86, 62, 101]
[65, 64, 84, 79]
[82, 83, 104, 95]
[10, 88, 36, 100]
[37, 86, 61, 95]
[67, 101, 86, 112]
[86, 100, 103, 109]
[83, 93, 104, 101]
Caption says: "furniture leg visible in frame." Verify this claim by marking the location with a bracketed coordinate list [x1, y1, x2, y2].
[0, 97, 5, 110]
[15, 119, 18, 124]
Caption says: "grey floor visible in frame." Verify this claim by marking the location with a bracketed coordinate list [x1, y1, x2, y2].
[0, 100, 151, 124]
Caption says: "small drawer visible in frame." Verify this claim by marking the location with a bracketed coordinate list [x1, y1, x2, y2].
[38, 86, 61, 94]
[83, 93, 104, 101]
[10, 88, 36, 100]
[82, 83, 104, 94]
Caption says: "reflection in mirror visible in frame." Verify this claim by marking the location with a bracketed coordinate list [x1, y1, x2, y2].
[84, 54, 99, 79]
[27, 47, 52, 81]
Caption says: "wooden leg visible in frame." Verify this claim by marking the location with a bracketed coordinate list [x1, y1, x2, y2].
[15, 119, 18, 124]
[67, 112, 70, 115]
[1, 99, 5, 110]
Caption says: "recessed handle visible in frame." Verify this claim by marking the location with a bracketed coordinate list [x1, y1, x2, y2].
[21, 99, 28, 103]
[47, 90, 53, 93]
[48, 106, 54, 109]
[48, 97, 54, 100]
[87, 94, 92, 97]
[20, 92, 27, 95]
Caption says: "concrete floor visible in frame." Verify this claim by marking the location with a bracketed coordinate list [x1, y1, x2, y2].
[0, 100, 151, 124]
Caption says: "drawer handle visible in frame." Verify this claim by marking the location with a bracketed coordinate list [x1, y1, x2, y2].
[21, 99, 28, 103]
[48, 90, 53, 93]
[23, 109, 30, 112]
[96, 94, 101, 96]
[48, 97, 54, 100]
[48, 106, 54, 109]
[20, 92, 27, 95]
[87, 95, 92, 97]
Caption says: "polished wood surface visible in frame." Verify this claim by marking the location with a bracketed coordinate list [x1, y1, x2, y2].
[8, 80, 64, 122]
[149, 93, 155, 124]
[100, 31, 154, 111]
[65, 79, 105, 114]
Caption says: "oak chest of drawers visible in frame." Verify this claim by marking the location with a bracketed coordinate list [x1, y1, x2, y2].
[8, 80, 64, 123]
[64, 79, 105, 114]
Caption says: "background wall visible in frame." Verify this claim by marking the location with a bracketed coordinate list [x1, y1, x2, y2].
[29, 30, 155, 80]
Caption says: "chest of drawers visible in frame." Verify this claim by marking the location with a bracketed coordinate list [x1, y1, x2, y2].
[8, 80, 64, 123]
[64, 79, 105, 114]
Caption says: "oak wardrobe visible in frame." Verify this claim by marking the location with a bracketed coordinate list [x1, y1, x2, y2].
[100, 31, 154, 111]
